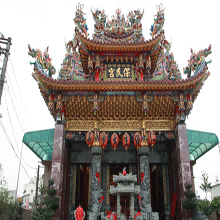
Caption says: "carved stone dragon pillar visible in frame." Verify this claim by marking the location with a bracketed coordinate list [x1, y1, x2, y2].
[89, 146, 103, 220]
[138, 146, 152, 219]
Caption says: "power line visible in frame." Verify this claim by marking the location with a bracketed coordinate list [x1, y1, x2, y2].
[9, 57, 31, 130]
[4, 85, 20, 151]
[21, 157, 37, 170]
[4, 83, 25, 132]
[0, 120, 31, 180]
[6, 71, 29, 131]
[3, 84, 37, 169]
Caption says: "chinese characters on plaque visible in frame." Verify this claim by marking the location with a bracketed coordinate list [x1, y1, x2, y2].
[105, 66, 133, 79]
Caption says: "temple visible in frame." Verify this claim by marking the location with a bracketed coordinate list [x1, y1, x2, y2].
[23, 3, 219, 220]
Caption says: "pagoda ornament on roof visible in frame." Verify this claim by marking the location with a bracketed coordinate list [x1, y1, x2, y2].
[28, 3, 212, 82]
[28, 3, 212, 121]
[91, 7, 144, 43]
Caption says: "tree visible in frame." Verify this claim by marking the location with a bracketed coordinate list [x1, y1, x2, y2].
[197, 172, 220, 219]
[200, 171, 212, 200]
[8, 199, 23, 220]
[0, 187, 10, 219]
[31, 179, 59, 220]
[0, 187, 22, 220]
[197, 199, 212, 218]
[182, 183, 197, 210]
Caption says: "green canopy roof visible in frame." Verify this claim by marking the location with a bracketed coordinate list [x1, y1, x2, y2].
[187, 129, 219, 161]
[22, 129, 219, 161]
[22, 129, 54, 161]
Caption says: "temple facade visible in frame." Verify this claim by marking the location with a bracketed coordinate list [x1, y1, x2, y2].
[24, 3, 218, 220]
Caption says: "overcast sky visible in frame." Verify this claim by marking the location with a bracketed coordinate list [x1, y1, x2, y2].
[1, 0, 219, 199]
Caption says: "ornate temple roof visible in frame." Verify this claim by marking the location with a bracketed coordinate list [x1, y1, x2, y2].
[28, 3, 212, 123]
[76, 28, 163, 75]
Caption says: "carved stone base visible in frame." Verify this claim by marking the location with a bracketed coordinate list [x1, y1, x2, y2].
[139, 212, 158, 220]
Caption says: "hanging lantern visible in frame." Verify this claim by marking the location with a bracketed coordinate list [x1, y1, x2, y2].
[100, 132, 108, 149]
[148, 130, 156, 147]
[133, 132, 141, 150]
[86, 131, 94, 147]
[122, 132, 130, 160]
[111, 133, 118, 160]
[111, 133, 119, 150]
[122, 132, 130, 150]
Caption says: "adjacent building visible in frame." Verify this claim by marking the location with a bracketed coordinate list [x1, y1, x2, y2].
[21, 177, 43, 209]
[0, 163, 7, 189]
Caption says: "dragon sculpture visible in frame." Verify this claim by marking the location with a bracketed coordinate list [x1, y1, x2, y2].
[28, 44, 56, 77]
[91, 7, 144, 43]
[58, 37, 88, 81]
[183, 44, 212, 77]
[74, 3, 88, 37]
[150, 3, 165, 38]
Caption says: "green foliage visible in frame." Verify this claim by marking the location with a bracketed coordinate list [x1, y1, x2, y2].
[197, 199, 212, 217]
[0, 187, 22, 220]
[210, 197, 220, 212]
[182, 183, 197, 210]
[31, 180, 59, 220]
[200, 171, 212, 200]
[8, 199, 23, 220]
[0, 187, 10, 219]
[196, 172, 220, 218]
[197, 197, 220, 218]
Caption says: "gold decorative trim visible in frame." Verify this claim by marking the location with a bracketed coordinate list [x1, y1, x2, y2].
[72, 167, 76, 206]
[88, 167, 91, 205]
[106, 167, 110, 205]
[162, 169, 167, 205]
[141, 140, 149, 147]
[66, 120, 176, 131]
[93, 140, 101, 147]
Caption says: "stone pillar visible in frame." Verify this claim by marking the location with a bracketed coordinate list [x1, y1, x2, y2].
[117, 193, 121, 218]
[51, 123, 66, 220]
[174, 124, 193, 220]
[130, 193, 134, 218]
[102, 164, 110, 212]
[89, 146, 103, 220]
[138, 146, 152, 218]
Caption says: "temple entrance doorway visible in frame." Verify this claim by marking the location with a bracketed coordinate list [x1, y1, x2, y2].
[150, 164, 165, 220]
[75, 164, 90, 219]
[109, 164, 130, 218]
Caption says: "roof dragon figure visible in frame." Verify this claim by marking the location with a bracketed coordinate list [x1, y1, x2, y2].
[183, 45, 212, 78]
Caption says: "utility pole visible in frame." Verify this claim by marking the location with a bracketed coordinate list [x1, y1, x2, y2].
[15, 142, 23, 202]
[0, 36, 12, 105]
[35, 165, 40, 201]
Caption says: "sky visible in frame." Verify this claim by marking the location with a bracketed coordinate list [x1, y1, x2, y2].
[0, 0, 220, 199]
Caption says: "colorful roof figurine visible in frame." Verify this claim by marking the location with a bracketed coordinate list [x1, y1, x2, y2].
[28, 3, 212, 124]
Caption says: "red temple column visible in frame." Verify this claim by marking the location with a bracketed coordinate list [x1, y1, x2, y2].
[51, 123, 66, 220]
[174, 124, 193, 220]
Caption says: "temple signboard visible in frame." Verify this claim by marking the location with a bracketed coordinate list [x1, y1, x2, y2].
[105, 64, 134, 79]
